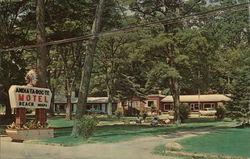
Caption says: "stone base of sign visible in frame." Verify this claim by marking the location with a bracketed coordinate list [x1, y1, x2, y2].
[6, 128, 54, 141]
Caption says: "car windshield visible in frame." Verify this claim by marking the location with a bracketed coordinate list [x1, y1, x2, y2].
[206, 108, 215, 111]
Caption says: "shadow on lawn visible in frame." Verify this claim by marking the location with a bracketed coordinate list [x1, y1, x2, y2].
[54, 124, 215, 138]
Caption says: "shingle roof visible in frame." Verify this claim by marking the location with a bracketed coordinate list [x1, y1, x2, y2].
[161, 94, 231, 103]
[148, 94, 166, 98]
[54, 97, 109, 104]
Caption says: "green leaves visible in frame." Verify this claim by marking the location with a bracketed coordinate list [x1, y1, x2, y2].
[226, 49, 250, 123]
[77, 115, 99, 139]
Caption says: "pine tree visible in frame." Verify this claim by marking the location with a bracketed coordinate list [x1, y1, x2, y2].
[227, 49, 250, 126]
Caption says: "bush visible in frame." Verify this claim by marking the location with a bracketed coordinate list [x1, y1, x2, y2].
[215, 105, 226, 120]
[158, 109, 162, 115]
[151, 105, 157, 113]
[77, 115, 99, 139]
[115, 109, 123, 119]
[179, 104, 190, 122]
[140, 108, 148, 120]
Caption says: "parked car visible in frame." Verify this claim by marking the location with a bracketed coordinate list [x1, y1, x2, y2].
[86, 109, 107, 115]
[199, 108, 216, 116]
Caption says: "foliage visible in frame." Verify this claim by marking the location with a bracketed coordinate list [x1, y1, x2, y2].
[76, 115, 99, 139]
[140, 108, 148, 120]
[0, 0, 32, 116]
[150, 104, 157, 113]
[215, 105, 226, 121]
[179, 104, 190, 122]
[7, 120, 50, 129]
[226, 49, 250, 125]
[115, 109, 123, 120]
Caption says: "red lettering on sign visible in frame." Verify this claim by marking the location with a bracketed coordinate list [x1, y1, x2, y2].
[26, 95, 31, 101]
[44, 96, 48, 103]
[38, 96, 42, 102]
[33, 95, 37, 102]
[18, 94, 24, 101]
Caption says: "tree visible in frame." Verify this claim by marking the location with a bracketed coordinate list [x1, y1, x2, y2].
[57, 43, 85, 120]
[128, 0, 205, 122]
[227, 48, 250, 126]
[138, 28, 211, 121]
[45, 0, 98, 119]
[0, 0, 34, 117]
[195, 1, 249, 93]
[92, 35, 130, 117]
[72, 0, 105, 137]
[36, 0, 49, 88]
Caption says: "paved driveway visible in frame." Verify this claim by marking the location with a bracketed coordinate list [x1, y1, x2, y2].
[0, 127, 215, 159]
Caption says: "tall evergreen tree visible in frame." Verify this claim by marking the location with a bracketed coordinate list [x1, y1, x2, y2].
[227, 48, 250, 126]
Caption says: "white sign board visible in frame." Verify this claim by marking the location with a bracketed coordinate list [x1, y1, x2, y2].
[9, 85, 52, 109]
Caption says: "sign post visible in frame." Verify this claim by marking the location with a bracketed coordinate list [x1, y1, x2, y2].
[9, 85, 52, 127]
[15, 107, 26, 127]
[6, 70, 54, 141]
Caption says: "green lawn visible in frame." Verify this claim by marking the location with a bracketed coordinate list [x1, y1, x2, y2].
[178, 128, 250, 158]
[39, 121, 233, 146]
[47, 116, 136, 128]
[47, 116, 74, 128]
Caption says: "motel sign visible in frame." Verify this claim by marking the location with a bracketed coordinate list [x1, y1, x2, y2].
[9, 85, 52, 109]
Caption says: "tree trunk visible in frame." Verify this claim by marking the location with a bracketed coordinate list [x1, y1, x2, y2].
[36, 0, 48, 88]
[49, 88, 55, 116]
[71, 0, 104, 137]
[65, 78, 72, 120]
[4, 98, 12, 117]
[65, 92, 72, 120]
[170, 77, 181, 123]
[36, 0, 48, 126]
[107, 87, 113, 117]
[248, 0, 250, 45]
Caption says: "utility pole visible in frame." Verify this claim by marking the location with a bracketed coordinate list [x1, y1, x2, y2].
[248, 0, 250, 45]
[71, 0, 104, 137]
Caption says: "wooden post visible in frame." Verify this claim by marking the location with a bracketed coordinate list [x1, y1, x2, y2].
[15, 108, 26, 127]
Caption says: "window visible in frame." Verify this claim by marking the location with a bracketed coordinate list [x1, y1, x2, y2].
[203, 103, 215, 109]
[164, 104, 172, 111]
[190, 103, 201, 111]
[132, 101, 140, 108]
[148, 101, 154, 107]
[121, 101, 128, 106]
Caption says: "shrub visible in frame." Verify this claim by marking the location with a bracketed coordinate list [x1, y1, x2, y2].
[179, 104, 190, 122]
[77, 115, 99, 139]
[158, 109, 162, 115]
[151, 104, 157, 113]
[115, 109, 123, 120]
[215, 105, 226, 120]
[140, 108, 148, 120]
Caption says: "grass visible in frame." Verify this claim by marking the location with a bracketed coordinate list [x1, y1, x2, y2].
[177, 128, 250, 158]
[154, 144, 220, 159]
[39, 120, 233, 146]
[47, 116, 74, 128]
[47, 116, 136, 128]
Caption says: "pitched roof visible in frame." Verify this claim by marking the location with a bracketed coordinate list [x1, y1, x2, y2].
[148, 94, 166, 98]
[54, 97, 109, 104]
[161, 94, 231, 103]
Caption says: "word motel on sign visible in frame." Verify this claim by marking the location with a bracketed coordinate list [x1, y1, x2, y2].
[18, 94, 49, 103]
